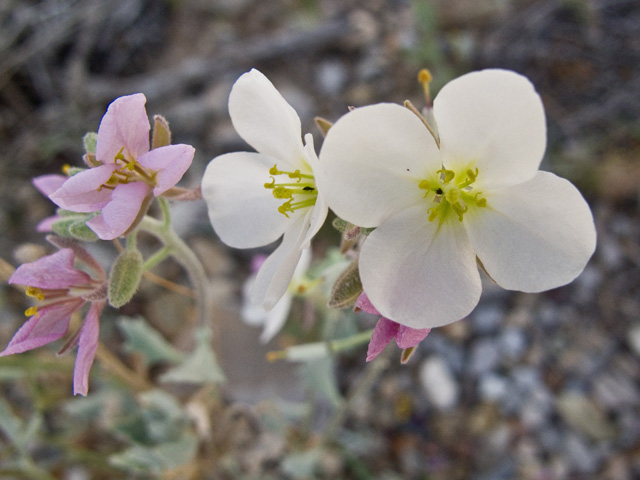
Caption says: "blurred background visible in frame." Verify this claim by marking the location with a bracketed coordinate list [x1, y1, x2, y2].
[0, 0, 639, 479]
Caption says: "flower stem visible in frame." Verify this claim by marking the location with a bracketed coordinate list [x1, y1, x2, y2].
[320, 347, 391, 445]
[137, 207, 213, 329]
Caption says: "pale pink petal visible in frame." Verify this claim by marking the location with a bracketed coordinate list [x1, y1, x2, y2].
[73, 301, 103, 396]
[317, 103, 439, 228]
[49, 165, 115, 212]
[36, 215, 60, 232]
[9, 249, 92, 289]
[0, 299, 81, 355]
[86, 182, 151, 240]
[434, 69, 546, 189]
[96, 93, 150, 164]
[359, 206, 482, 329]
[33, 174, 67, 196]
[355, 292, 380, 316]
[137, 144, 195, 196]
[395, 325, 430, 349]
[366, 317, 399, 361]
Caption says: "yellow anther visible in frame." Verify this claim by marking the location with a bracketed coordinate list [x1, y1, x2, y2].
[25, 306, 39, 317]
[476, 196, 487, 207]
[273, 187, 293, 199]
[418, 68, 433, 105]
[62, 164, 71, 175]
[438, 168, 456, 184]
[26, 286, 45, 301]
[125, 161, 137, 171]
[264, 177, 276, 188]
[427, 208, 438, 222]
[287, 170, 302, 182]
[418, 68, 432, 84]
[269, 164, 281, 175]
[418, 180, 431, 190]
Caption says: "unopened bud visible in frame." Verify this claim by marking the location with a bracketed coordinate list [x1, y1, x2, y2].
[152, 115, 172, 149]
[108, 248, 143, 308]
[328, 259, 362, 309]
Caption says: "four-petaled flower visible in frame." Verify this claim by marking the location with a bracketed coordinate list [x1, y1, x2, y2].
[2, 245, 108, 395]
[49, 93, 195, 240]
[356, 292, 430, 361]
[317, 69, 596, 329]
[202, 69, 328, 310]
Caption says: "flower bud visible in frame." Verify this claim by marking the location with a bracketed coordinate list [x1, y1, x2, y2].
[108, 248, 143, 308]
[327, 259, 362, 309]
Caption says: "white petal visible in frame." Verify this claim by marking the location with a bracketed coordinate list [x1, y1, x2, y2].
[465, 171, 596, 292]
[300, 133, 329, 247]
[359, 206, 482, 329]
[251, 212, 309, 310]
[434, 69, 546, 188]
[229, 69, 305, 167]
[202, 151, 289, 248]
[317, 103, 441, 228]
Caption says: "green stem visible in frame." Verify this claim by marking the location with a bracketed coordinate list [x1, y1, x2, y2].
[320, 347, 391, 445]
[142, 246, 173, 271]
[137, 213, 212, 329]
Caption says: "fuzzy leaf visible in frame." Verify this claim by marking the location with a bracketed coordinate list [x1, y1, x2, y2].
[117, 316, 184, 366]
[159, 327, 225, 385]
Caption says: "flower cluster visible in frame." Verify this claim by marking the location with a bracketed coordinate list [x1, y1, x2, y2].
[202, 68, 596, 357]
[2, 94, 197, 394]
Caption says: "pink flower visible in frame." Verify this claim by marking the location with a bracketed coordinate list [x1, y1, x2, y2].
[49, 94, 195, 240]
[32, 174, 67, 232]
[2, 245, 107, 395]
[356, 292, 430, 362]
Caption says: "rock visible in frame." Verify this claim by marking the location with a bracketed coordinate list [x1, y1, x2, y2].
[469, 338, 501, 376]
[556, 391, 617, 441]
[419, 356, 459, 411]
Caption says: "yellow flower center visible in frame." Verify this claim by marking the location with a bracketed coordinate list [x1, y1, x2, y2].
[264, 164, 318, 218]
[98, 147, 157, 191]
[418, 166, 487, 222]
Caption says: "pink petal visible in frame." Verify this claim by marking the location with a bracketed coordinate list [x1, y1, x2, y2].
[33, 174, 67, 196]
[73, 301, 103, 396]
[355, 292, 380, 315]
[0, 299, 82, 355]
[96, 93, 150, 164]
[366, 316, 399, 361]
[137, 144, 195, 196]
[395, 325, 431, 349]
[9, 249, 92, 289]
[86, 182, 151, 240]
[49, 165, 115, 212]
[36, 214, 60, 232]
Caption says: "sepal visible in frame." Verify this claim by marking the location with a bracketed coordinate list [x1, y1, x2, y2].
[108, 248, 143, 308]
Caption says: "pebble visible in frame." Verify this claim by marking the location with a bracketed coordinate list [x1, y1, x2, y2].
[470, 304, 504, 334]
[419, 356, 459, 411]
[469, 338, 501, 376]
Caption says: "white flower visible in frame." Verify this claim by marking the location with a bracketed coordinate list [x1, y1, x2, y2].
[316, 69, 596, 329]
[202, 69, 328, 310]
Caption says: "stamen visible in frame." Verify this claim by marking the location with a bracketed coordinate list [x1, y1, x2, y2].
[25, 306, 39, 317]
[417, 68, 433, 106]
[266, 163, 318, 217]
[26, 286, 45, 301]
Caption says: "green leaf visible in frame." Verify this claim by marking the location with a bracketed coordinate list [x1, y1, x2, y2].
[69, 219, 99, 241]
[298, 356, 343, 408]
[159, 327, 225, 385]
[0, 397, 43, 451]
[108, 248, 144, 308]
[109, 434, 199, 474]
[117, 316, 184, 366]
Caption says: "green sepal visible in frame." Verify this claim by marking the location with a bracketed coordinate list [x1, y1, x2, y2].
[327, 259, 362, 309]
[68, 219, 99, 242]
[151, 115, 172, 149]
[314, 116, 333, 137]
[83, 132, 98, 154]
[67, 166, 87, 177]
[108, 248, 144, 308]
